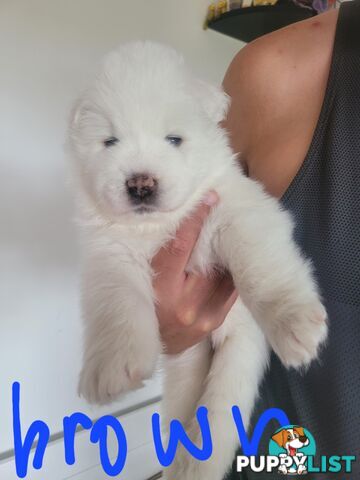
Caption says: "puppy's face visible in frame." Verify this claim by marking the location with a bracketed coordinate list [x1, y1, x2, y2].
[272, 427, 309, 453]
[69, 42, 230, 223]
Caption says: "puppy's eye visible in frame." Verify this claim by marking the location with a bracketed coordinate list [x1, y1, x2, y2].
[165, 135, 183, 147]
[104, 136, 119, 148]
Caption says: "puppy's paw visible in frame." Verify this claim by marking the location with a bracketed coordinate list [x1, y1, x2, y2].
[78, 344, 158, 405]
[165, 452, 215, 480]
[164, 417, 230, 480]
[278, 465, 288, 475]
[298, 465, 307, 475]
[269, 302, 327, 369]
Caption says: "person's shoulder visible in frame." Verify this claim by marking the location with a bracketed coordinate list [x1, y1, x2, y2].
[223, 9, 338, 194]
[224, 8, 338, 107]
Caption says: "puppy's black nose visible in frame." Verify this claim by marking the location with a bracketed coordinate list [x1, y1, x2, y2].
[299, 435, 307, 443]
[126, 174, 158, 204]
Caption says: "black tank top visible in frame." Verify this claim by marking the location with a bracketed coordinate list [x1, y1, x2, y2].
[226, 2, 360, 478]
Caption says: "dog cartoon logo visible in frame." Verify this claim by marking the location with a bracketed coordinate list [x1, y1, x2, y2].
[269, 425, 316, 475]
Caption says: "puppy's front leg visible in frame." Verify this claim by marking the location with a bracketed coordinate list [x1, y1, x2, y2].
[169, 303, 269, 480]
[216, 202, 327, 369]
[78, 246, 161, 405]
[162, 341, 212, 480]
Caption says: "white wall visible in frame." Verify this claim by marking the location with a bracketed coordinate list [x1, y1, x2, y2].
[0, 1, 243, 477]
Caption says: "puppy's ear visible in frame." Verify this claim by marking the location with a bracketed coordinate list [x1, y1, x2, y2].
[192, 80, 230, 124]
[294, 427, 305, 437]
[68, 97, 108, 145]
[271, 429, 287, 447]
[69, 97, 92, 131]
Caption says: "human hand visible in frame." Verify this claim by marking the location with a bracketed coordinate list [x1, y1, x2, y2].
[152, 192, 237, 355]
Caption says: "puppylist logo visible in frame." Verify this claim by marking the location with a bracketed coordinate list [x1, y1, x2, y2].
[237, 424, 356, 476]
[269, 425, 315, 475]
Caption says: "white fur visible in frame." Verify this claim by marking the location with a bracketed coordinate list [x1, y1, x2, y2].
[68, 42, 327, 480]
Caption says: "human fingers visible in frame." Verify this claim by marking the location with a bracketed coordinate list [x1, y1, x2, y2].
[198, 273, 237, 332]
[152, 191, 219, 287]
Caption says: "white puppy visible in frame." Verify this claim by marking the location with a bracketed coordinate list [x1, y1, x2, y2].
[68, 42, 327, 480]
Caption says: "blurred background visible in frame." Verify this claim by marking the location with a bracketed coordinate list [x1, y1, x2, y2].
[0, 1, 241, 479]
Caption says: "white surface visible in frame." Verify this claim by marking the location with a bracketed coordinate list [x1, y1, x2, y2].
[0, 402, 162, 480]
[0, 0, 242, 465]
